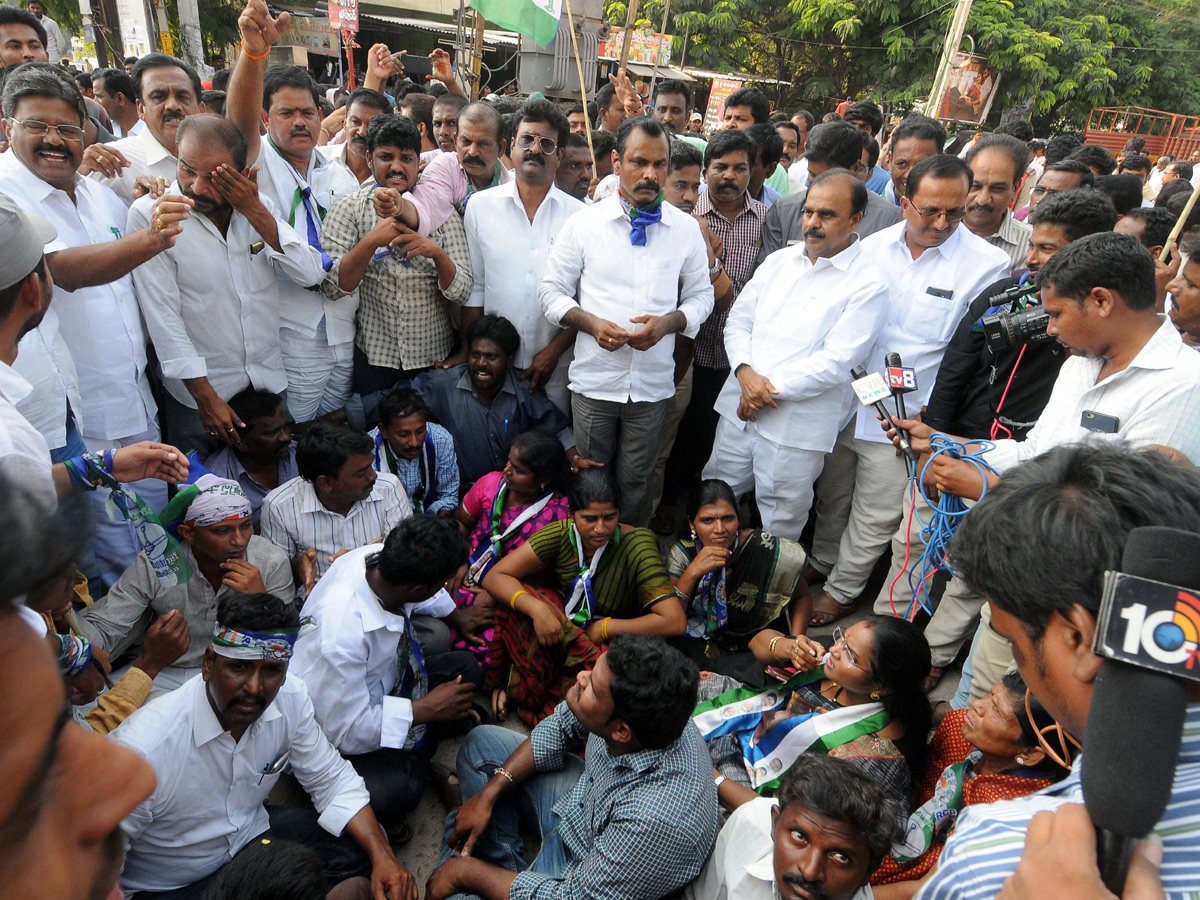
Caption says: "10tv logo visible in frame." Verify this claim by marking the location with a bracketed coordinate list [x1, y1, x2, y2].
[1117, 590, 1200, 669]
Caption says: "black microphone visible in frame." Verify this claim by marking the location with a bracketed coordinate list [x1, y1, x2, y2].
[885, 351, 914, 453]
[1083, 526, 1196, 893]
[851, 364, 916, 462]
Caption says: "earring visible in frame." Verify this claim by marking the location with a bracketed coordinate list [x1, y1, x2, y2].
[870, 691, 881, 701]
[690, 528, 697, 540]
[1016, 757, 1026, 765]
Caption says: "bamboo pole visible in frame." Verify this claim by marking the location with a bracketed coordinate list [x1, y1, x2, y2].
[563, 0, 597, 171]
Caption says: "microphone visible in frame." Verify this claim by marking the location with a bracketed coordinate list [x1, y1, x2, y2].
[851, 364, 916, 462]
[1084, 526, 1197, 894]
[885, 351, 915, 456]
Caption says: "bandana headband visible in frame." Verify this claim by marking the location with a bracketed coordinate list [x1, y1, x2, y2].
[212, 624, 310, 660]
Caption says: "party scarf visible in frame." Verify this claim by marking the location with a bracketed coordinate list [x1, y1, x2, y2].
[627, 191, 664, 246]
[685, 535, 738, 638]
[563, 523, 622, 627]
[466, 482, 553, 586]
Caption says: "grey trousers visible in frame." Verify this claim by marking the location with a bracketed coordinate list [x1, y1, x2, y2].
[571, 393, 669, 527]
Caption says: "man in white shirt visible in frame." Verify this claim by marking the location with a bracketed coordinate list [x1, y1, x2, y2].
[809, 154, 1010, 626]
[704, 170, 890, 541]
[963, 134, 1034, 271]
[539, 115, 714, 526]
[292, 516, 481, 828]
[260, 421, 412, 592]
[228, 0, 363, 423]
[80, 53, 202, 205]
[26, 1, 65, 61]
[688, 753, 897, 900]
[92, 67, 141, 139]
[111, 591, 413, 900]
[129, 114, 325, 458]
[463, 98, 584, 414]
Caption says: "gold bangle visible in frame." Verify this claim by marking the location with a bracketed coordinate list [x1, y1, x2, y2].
[768, 635, 783, 659]
[601, 617, 611, 640]
[241, 39, 270, 61]
[509, 589, 529, 610]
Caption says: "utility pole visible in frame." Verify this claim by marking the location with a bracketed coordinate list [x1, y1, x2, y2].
[177, 0, 204, 69]
[645, 0, 671, 100]
[926, 0, 973, 121]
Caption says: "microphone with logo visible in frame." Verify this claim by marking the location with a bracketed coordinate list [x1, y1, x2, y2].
[1086, 526, 1200, 893]
[851, 364, 917, 464]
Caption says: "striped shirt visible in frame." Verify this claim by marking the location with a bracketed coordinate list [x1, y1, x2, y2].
[260, 474, 412, 582]
[694, 191, 768, 369]
[511, 701, 720, 900]
[982, 210, 1032, 273]
[367, 422, 459, 514]
[917, 702, 1200, 900]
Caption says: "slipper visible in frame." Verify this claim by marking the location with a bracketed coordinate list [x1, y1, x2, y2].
[492, 688, 508, 723]
[809, 590, 855, 627]
[430, 761, 463, 810]
[924, 666, 946, 693]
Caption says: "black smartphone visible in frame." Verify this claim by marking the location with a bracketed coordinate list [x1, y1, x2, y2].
[1081, 410, 1120, 434]
[402, 54, 433, 77]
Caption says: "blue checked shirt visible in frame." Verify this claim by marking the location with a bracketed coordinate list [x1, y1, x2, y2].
[917, 702, 1200, 900]
[368, 422, 459, 514]
[511, 702, 720, 900]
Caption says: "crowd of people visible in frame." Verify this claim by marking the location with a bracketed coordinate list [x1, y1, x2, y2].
[3, 0, 1200, 898]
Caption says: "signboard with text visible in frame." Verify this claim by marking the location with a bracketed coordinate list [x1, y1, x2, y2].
[281, 16, 337, 51]
[702, 76, 742, 133]
[598, 27, 671, 67]
[328, 0, 358, 33]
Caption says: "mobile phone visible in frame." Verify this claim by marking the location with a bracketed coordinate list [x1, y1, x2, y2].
[1081, 410, 1120, 434]
[402, 54, 433, 77]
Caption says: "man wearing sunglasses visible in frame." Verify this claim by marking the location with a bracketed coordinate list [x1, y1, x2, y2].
[461, 99, 585, 413]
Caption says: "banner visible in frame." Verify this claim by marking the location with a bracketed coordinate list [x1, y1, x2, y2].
[469, 0, 563, 47]
[597, 27, 672, 67]
[328, 0, 358, 34]
[703, 76, 742, 133]
[939, 52, 1000, 126]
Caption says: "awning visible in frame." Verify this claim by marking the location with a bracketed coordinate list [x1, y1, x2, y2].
[681, 66, 791, 87]
[357, 13, 519, 48]
[622, 62, 695, 83]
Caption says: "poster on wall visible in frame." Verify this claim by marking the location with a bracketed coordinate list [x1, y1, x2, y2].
[597, 27, 672, 67]
[702, 77, 742, 133]
[939, 52, 1001, 125]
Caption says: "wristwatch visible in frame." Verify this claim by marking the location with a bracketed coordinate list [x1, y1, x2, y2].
[709, 259, 723, 277]
[714, 773, 727, 788]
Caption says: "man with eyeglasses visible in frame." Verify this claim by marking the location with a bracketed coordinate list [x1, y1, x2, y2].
[1015, 159, 1093, 221]
[808, 154, 1009, 628]
[461, 99, 584, 414]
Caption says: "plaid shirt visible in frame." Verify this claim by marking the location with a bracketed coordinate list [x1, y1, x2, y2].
[511, 701, 720, 900]
[694, 191, 767, 369]
[320, 182, 473, 371]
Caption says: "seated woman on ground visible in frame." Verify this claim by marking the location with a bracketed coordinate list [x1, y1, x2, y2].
[698, 616, 932, 810]
[668, 478, 820, 684]
[481, 467, 685, 726]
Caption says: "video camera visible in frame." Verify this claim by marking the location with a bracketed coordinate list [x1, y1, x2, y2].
[979, 281, 1051, 354]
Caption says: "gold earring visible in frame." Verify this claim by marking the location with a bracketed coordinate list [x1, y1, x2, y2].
[690, 527, 697, 540]
[870, 691, 881, 701]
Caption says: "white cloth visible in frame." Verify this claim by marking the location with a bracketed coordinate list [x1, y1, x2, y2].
[853, 222, 1010, 443]
[0, 361, 55, 509]
[788, 156, 810, 192]
[0, 152, 155, 440]
[986, 319, 1200, 472]
[463, 180, 584, 372]
[12, 308, 82, 448]
[716, 236, 891, 452]
[317, 141, 367, 184]
[539, 193, 714, 403]
[38, 14, 67, 62]
[111, 673, 371, 894]
[260, 474, 412, 582]
[291, 545, 455, 756]
[684, 796, 872, 900]
[128, 183, 325, 407]
[88, 127, 178, 206]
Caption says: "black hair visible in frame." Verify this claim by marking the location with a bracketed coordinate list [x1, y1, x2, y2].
[842, 100, 884, 136]
[427, 81, 448, 98]
[433, 92, 468, 114]
[905, 153, 971, 200]
[774, 120, 801, 145]
[202, 839, 325, 900]
[367, 113, 421, 155]
[686, 478, 738, 527]
[865, 137, 880, 168]
[1121, 135, 1146, 153]
[804, 120, 866, 169]
[995, 117, 1035, 143]
[510, 429, 570, 494]
[999, 670, 1070, 771]
[566, 466, 620, 514]
[346, 87, 391, 115]
[965, 133, 1030, 186]
[1158, 178, 1195, 210]
[861, 616, 932, 777]
[466, 313, 520, 358]
[567, 100, 598, 121]
[374, 515, 469, 586]
[73, 72, 93, 92]
[1044, 134, 1082, 165]
[1, 62, 86, 125]
[400, 92, 435, 140]
[216, 592, 299, 632]
[669, 137, 703, 173]
[745, 121, 783, 168]
[378, 388, 429, 429]
[199, 89, 226, 116]
[1093, 173, 1145, 216]
[124, 54, 138, 65]
[1068, 144, 1117, 176]
[0, 256, 44, 320]
[594, 82, 619, 115]
[1166, 160, 1194, 181]
[260, 64, 319, 110]
[1028, 188, 1118, 242]
[458, 100, 503, 140]
[1121, 206, 1177, 250]
[605, 633, 699, 749]
[889, 113, 946, 152]
[1118, 153, 1152, 175]
[175, 114, 248, 169]
[0, 6, 46, 50]
[702, 127, 754, 170]
[1029, 139, 1045, 153]
[512, 97, 570, 151]
[393, 81, 427, 102]
[724, 87, 770, 124]
[498, 111, 516, 153]
[791, 109, 815, 130]
[295, 420, 373, 482]
[615, 114, 668, 159]
[564, 131, 590, 151]
[777, 754, 902, 872]
[210, 68, 231, 92]
[227, 388, 283, 429]
[1036, 231, 1155, 310]
[589, 128, 615, 161]
[652, 79, 693, 110]
[1181, 229, 1200, 261]
[951, 444, 1200, 643]
[131, 52, 202, 103]
[94, 67, 136, 102]
[1041, 158, 1094, 189]
[809, 167, 868, 217]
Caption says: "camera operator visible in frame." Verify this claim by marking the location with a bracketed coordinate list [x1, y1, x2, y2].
[914, 444, 1200, 900]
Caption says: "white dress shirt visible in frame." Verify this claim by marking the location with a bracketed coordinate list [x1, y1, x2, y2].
[317, 141, 368, 184]
[128, 184, 325, 407]
[111, 673, 371, 894]
[0, 361, 55, 510]
[716, 237, 891, 452]
[684, 797, 872, 900]
[539, 193, 715, 403]
[260, 474, 412, 581]
[252, 141, 360, 345]
[38, 14, 67, 62]
[854, 222, 1010, 443]
[0, 152, 155, 440]
[463, 180, 584, 371]
[986, 319, 1200, 472]
[292, 544, 455, 756]
[88, 126, 178, 206]
[12, 308, 82, 448]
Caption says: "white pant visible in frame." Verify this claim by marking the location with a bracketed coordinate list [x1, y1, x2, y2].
[82, 423, 170, 590]
[280, 325, 353, 422]
[704, 417, 826, 542]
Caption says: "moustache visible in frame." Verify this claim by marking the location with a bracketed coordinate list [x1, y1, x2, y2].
[968, 202, 992, 212]
[781, 873, 828, 900]
[290, 127, 312, 138]
[804, 228, 825, 239]
[634, 179, 660, 192]
[463, 154, 487, 168]
[33, 142, 70, 156]
[522, 152, 544, 165]
[350, 134, 367, 145]
[161, 111, 184, 121]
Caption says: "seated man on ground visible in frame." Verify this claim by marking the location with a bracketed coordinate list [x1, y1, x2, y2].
[80, 475, 293, 689]
[204, 388, 298, 529]
[426, 634, 720, 900]
[111, 592, 413, 900]
[687, 753, 900, 900]
[368, 388, 459, 515]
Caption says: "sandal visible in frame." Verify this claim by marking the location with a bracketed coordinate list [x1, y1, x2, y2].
[492, 688, 508, 723]
[429, 761, 463, 810]
[809, 590, 855, 627]
[924, 666, 945, 693]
